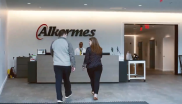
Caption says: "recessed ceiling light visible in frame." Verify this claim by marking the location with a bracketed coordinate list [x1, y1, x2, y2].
[150, 37, 155, 40]
[166, 35, 170, 37]
[27, 3, 31, 4]
[138, 5, 142, 6]
[39, 7, 41, 8]
[84, 4, 87, 6]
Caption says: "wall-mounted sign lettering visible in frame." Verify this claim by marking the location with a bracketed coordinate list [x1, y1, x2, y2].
[36, 24, 96, 40]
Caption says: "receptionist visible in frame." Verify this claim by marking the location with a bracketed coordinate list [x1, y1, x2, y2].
[75, 42, 86, 55]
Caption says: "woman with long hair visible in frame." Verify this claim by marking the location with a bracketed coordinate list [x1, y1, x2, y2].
[82, 37, 102, 100]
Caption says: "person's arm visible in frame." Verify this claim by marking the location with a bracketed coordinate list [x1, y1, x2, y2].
[75, 48, 78, 55]
[83, 48, 86, 54]
[83, 48, 90, 67]
[50, 41, 54, 57]
[67, 41, 76, 68]
[100, 48, 102, 58]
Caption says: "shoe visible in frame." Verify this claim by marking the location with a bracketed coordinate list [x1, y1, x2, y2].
[91, 91, 94, 95]
[94, 97, 98, 100]
[57, 100, 63, 103]
[93, 94, 98, 100]
[65, 92, 72, 99]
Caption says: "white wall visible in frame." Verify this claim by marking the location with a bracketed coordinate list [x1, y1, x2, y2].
[163, 36, 174, 71]
[0, 0, 7, 94]
[124, 36, 135, 58]
[7, 11, 122, 71]
[7, 11, 182, 74]
[135, 36, 150, 67]
[136, 26, 174, 71]
[157, 27, 174, 71]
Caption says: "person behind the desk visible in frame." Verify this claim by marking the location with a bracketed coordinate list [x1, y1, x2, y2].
[50, 30, 76, 103]
[75, 42, 86, 55]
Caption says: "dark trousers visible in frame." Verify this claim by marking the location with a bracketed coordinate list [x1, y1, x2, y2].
[54, 65, 72, 100]
[87, 66, 102, 94]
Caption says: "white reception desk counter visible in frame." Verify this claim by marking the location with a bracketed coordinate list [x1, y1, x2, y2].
[36, 55, 119, 83]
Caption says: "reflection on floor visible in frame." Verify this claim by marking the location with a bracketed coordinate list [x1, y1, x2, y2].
[1, 74, 182, 104]
[129, 65, 173, 75]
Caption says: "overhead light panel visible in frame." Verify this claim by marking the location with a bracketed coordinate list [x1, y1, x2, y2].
[138, 5, 142, 6]
[150, 37, 155, 40]
[165, 35, 170, 38]
[84, 4, 87, 6]
[27, 3, 31, 4]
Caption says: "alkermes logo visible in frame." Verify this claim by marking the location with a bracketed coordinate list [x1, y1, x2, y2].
[36, 24, 96, 40]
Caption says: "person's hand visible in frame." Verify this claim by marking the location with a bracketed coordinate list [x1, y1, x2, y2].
[82, 66, 86, 71]
[72, 67, 75, 72]
[82, 64, 86, 71]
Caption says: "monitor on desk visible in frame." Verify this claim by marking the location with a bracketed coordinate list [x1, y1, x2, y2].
[37, 49, 46, 55]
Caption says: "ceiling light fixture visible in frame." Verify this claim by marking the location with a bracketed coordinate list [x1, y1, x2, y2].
[150, 37, 155, 40]
[166, 35, 170, 38]
[84, 4, 87, 6]
[39, 7, 41, 8]
[27, 3, 31, 4]
[138, 5, 142, 6]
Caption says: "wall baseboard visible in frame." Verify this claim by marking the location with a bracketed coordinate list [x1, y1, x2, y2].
[155, 68, 161, 70]
[163, 69, 174, 71]
[0, 75, 7, 95]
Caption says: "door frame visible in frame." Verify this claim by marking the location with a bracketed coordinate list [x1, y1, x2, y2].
[124, 24, 178, 75]
[138, 42, 143, 60]
[138, 41, 143, 66]
[149, 40, 155, 69]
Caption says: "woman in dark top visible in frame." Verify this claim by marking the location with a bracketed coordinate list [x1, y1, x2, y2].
[82, 37, 102, 100]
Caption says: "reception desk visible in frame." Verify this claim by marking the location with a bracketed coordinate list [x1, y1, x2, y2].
[36, 55, 119, 83]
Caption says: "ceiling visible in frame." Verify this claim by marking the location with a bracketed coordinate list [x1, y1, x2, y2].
[124, 24, 174, 35]
[6, 0, 182, 13]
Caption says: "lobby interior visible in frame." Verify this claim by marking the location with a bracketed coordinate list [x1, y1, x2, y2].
[1, 0, 182, 104]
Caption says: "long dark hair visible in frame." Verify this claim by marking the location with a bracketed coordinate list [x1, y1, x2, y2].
[89, 37, 102, 55]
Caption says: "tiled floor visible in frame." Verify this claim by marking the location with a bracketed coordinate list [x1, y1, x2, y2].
[0, 68, 181, 104]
